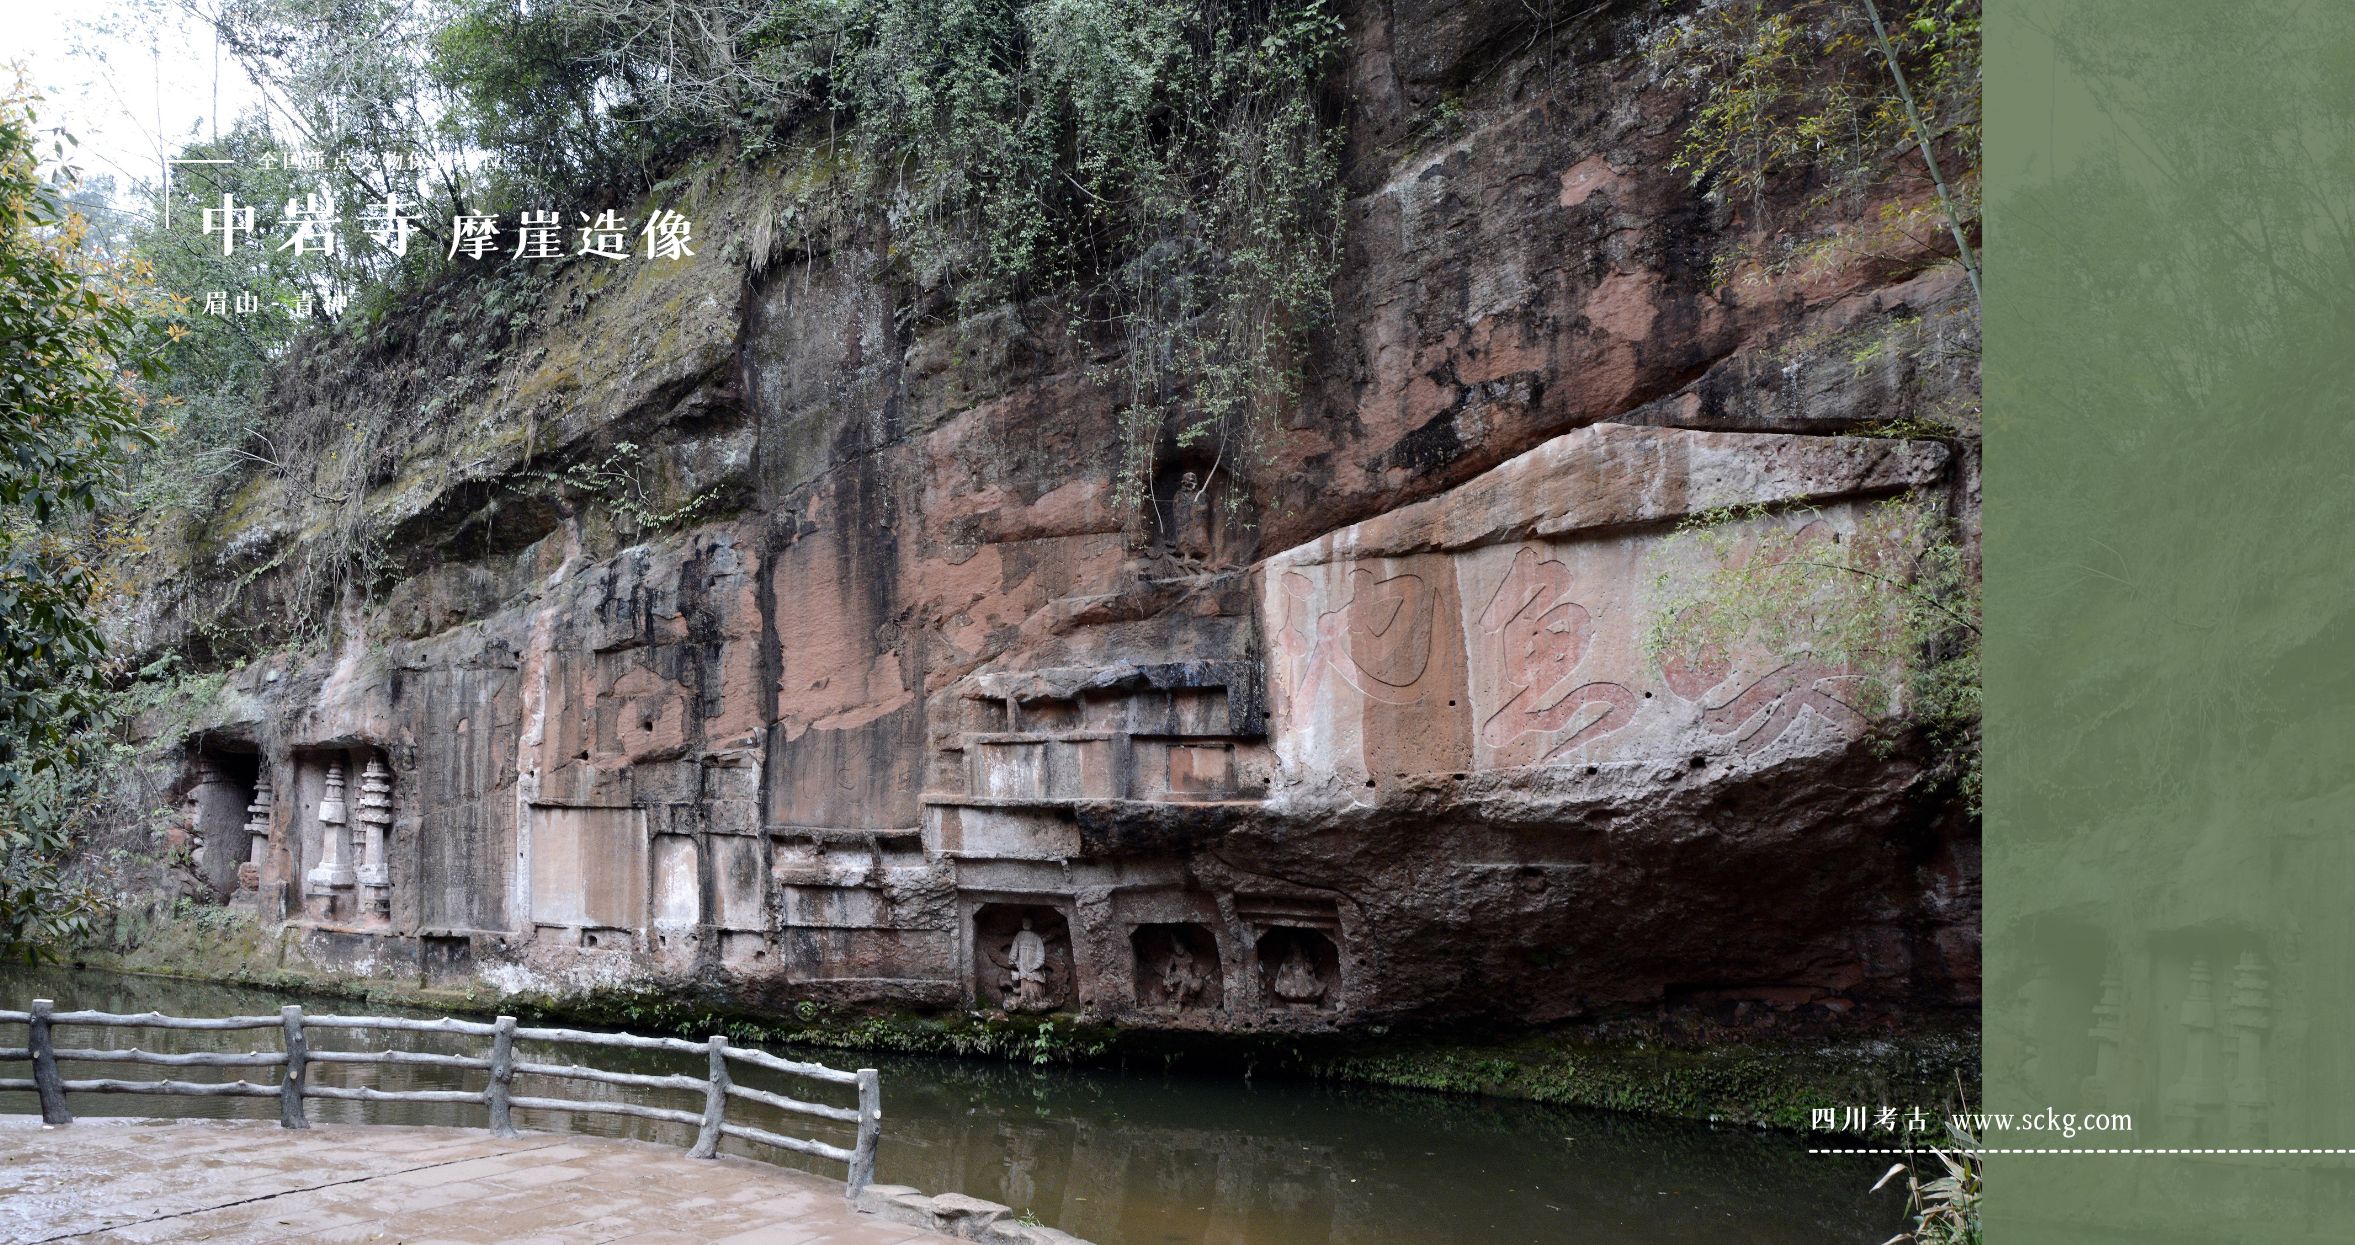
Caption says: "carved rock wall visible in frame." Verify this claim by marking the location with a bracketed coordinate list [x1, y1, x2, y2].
[151, 0, 1977, 1034]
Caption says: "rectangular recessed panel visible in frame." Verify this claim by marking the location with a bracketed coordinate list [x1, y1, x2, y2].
[529, 806, 646, 931]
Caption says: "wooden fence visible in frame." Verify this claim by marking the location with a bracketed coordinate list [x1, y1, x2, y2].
[0, 998, 882, 1195]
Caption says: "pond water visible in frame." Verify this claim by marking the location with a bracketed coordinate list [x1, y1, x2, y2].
[0, 966, 1903, 1245]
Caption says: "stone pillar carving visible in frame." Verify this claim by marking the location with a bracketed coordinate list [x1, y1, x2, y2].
[355, 758, 394, 918]
[2227, 951, 2271, 1143]
[2166, 958, 2226, 1140]
[303, 761, 355, 910]
[2082, 964, 2123, 1103]
[238, 774, 273, 892]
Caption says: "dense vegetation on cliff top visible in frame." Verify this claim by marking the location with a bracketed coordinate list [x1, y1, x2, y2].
[146, 0, 1346, 544]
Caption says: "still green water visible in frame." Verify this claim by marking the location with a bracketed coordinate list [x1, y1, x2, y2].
[0, 967, 1902, 1244]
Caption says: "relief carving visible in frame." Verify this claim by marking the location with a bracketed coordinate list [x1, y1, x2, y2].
[1132, 923, 1224, 1010]
[1279, 568, 1436, 711]
[236, 773, 272, 893]
[1476, 546, 1639, 759]
[975, 904, 1074, 1013]
[1254, 926, 1340, 1011]
[1654, 521, 1867, 754]
[1660, 655, 1865, 754]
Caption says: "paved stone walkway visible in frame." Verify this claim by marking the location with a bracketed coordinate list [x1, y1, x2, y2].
[0, 1117, 959, 1245]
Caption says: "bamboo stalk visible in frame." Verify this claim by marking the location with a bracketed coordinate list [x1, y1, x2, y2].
[1858, 0, 1980, 304]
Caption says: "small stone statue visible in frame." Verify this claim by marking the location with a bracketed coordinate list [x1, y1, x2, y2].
[1003, 917, 1053, 1011]
[1159, 940, 1208, 1007]
[1273, 947, 1326, 1007]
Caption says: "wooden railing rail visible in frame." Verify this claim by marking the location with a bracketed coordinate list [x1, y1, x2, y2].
[0, 998, 882, 1195]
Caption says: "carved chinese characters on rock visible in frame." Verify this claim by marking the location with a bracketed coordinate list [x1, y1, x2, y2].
[1656, 523, 1866, 755]
[1279, 568, 1436, 713]
[1476, 547, 1638, 761]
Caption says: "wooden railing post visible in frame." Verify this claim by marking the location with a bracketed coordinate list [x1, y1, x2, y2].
[847, 1067, 881, 1196]
[486, 1015, 517, 1137]
[689, 1035, 729, 1159]
[28, 999, 70, 1125]
[278, 1005, 308, 1130]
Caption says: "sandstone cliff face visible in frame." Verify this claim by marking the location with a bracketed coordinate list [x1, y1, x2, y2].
[141, 0, 1978, 1035]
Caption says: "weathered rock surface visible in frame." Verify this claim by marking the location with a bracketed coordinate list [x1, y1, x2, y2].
[131, 0, 1977, 1041]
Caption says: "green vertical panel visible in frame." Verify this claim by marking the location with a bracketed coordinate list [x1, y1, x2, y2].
[1986, 2, 2355, 1241]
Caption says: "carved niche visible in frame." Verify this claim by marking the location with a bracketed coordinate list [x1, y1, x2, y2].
[1255, 926, 1341, 1011]
[973, 903, 1075, 1013]
[1131, 923, 1223, 1011]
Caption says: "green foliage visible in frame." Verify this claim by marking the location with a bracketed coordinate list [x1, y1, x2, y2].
[1872, 1117, 1982, 1244]
[0, 85, 171, 956]
[200, 0, 1347, 527]
[1651, 0, 1978, 204]
[1645, 497, 1981, 807]
[806, 0, 1346, 512]
[515, 440, 725, 536]
[111, 116, 341, 542]
[1648, 0, 1979, 288]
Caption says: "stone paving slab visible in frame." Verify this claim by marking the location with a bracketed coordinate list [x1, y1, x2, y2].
[0, 1117, 956, 1245]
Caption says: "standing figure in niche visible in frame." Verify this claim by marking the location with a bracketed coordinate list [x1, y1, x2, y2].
[1004, 916, 1054, 1011]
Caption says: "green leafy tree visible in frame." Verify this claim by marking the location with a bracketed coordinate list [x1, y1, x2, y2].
[0, 86, 165, 954]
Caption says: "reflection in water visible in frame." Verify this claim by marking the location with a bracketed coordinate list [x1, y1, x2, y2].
[0, 967, 1902, 1245]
